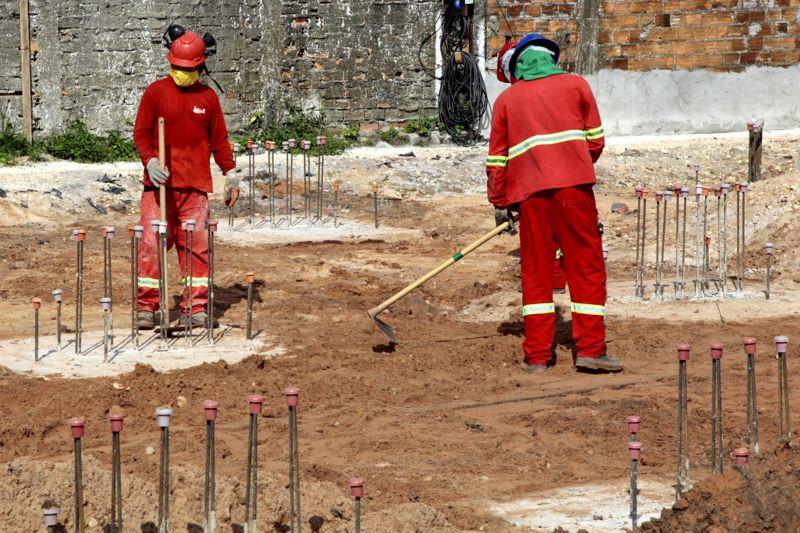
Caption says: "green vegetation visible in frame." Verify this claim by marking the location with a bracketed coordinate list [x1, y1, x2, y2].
[403, 116, 443, 138]
[0, 120, 41, 165]
[379, 127, 400, 143]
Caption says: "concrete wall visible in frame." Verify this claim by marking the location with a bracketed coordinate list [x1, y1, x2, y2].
[0, 0, 438, 135]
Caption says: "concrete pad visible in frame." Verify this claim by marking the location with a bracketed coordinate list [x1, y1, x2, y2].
[491, 479, 673, 531]
[0, 326, 283, 379]
[216, 217, 423, 245]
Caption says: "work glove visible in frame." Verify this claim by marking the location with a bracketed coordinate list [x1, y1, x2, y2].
[494, 207, 517, 235]
[224, 173, 240, 208]
[146, 158, 170, 187]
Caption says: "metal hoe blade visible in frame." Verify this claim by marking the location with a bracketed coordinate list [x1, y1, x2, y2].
[368, 309, 397, 345]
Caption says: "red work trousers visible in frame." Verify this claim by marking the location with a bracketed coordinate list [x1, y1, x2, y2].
[552, 253, 566, 290]
[519, 185, 606, 365]
[138, 188, 209, 315]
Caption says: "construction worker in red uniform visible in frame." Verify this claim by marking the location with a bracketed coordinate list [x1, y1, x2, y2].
[487, 33, 622, 373]
[133, 30, 238, 329]
[496, 40, 567, 294]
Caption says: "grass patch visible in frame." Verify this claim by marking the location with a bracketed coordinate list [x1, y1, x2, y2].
[42, 120, 138, 163]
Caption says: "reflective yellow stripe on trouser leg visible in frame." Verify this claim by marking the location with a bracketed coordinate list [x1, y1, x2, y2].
[137, 277, 160, 289]
[570, 302, 605, 316]
[522, 303, 556, 316]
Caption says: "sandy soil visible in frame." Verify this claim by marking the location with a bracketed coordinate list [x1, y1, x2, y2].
[0, 134, 799, 532]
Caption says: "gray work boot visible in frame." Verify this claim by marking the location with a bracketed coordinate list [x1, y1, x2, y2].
[180, 311, 219, 328]
[137, 311, 156, 330]
[575, 355, 624, 372]
[521, 361, 548, 373]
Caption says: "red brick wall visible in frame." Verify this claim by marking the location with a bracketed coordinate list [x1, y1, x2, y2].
[488, 0, 800, 72]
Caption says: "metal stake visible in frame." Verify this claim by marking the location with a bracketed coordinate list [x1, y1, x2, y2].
[676, 344, 690, 500]
[158, 222, 168, 350]
[680, 187, 689, 296]
[244, 395, 263, 533]
[740, 182, 748, 291]
[284, 387, 302, 533]
[742, 337, 760, 456]
[702, 187, 710, 292]
[710, 343, 724, 473]
[32, 297, 41, 361]
[764, 242, 773, 299]
[638, 192, 648, 299]
[266, 141, 276, 227]
[101, 297, 111, 362]
[302, 140, 311, 221]
[156, 407, 172, 533]
[105, 226, 115, 307]
[628, 441, 641, 530]
[694, 184, 703, 297]
[109, 414, 124, 533]
[372, 182, 379, 229]
[333, 182, 340, 228]
[52, 289, 62, 350]
[246, 272, 255, 340]
[230, 143, 240, 228]
[69, 418, 86, 533]
[775, 335, 791, 446]
[673, 185, 681, 295]
[247, 140, 255, 225]
[748, 119, 763, 183]
[714, 187, 722, 292]
[283, 141, 291, 224]
[661, 190, 671, 297]
[317, 135, 327, 223]
[207, 220, 218, 345]
[349, 478, 365, 533]
[203, 401, 219, 533]
[654, 192, 663, 298]
[289, 138, 297, 225]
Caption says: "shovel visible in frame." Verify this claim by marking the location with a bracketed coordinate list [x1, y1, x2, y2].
[367, 216, 517, 344]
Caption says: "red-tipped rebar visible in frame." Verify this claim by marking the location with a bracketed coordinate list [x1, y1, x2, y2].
[710, 343, 724, 473]
[764, 243, 774, 299]
[246, 272, 255, 340]
[734, 448, 750, 466]
[742, 337, 759, 456]
[44, 507, 59, 532]
[350, 477, 365, 533]
[626, 415, 640, 440]
[109, 413, 124, 532]
[676, 343, 691, 500]
[284, 387, 302, 531]
[244, 394, 263, 533]
[156, 407, 172, 531]
[203, 400, 219, 533]
[32, 297, 41, 361]
[70, 417, 85, 532]
[628, 441, 641, 529]
[775, 335, 791, 445]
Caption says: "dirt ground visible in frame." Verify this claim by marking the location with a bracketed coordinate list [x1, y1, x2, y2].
[1, 133, 799, 532]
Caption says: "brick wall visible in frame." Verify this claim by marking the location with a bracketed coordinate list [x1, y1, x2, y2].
[488, 0, 800, 72]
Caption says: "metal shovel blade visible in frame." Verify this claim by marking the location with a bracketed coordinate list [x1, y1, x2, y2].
[367, 309, 397, 345]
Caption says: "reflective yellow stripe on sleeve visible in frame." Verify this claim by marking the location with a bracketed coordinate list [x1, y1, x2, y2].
[485, 155, 508, 167]
[137, 277, 160, 289]
[570, 302, 605, 316]
[522, 303, 556, 316]
[584, 126, 605, 140]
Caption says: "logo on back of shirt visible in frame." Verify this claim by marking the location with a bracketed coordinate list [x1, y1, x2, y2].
[193, 106, 206, 115]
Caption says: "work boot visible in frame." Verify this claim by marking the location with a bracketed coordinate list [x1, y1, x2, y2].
[521, 361, 548, 373]
[137, 311, 156, 330]
[180, 312, 219, 329]
[575, 355, 624, 372]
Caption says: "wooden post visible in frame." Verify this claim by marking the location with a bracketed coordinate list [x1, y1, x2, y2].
[19, 0, 32, 142]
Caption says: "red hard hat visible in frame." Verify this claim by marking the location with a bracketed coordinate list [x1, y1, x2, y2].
[166, 31, 206, 68]
[496, 41, 517, 84]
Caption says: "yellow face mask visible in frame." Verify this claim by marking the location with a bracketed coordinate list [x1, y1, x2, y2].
[170, 68, 200, 87]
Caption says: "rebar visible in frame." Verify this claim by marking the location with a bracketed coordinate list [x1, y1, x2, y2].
[230, 144, 239, 227]
[748, 119, 763, 183]
[775, 335, 791, 446]
[349, 478, 364, 533]
[69, 418, 85, 533]
[248, 140, 255, 225]
[133, 226, 143, 349]
[372, 182, 379, 229]
[735, 184, 741, 292]
[158, 222, 168, 350]
[721, 184, 730, 295]
[673, 185, 681, 295]
[302, 140, 311, 221]
[267, 141, 276, 227]
[333, 182, 340, 228]
[105, 227, 115, 311]
[246, 272, 255, 340]
[74, 228, 86, 354]
[289, 138, 297, 225]
[654, 192, 663, 298]
[32, 297, 41, 361]
[740, 182, 748, 291]
[44, 508, 59, 533]
[676, 344, 690, 500]
[710, 343, 724, 473]
[317, 135, 327, 222]
[694, 184, 702, 297]
[283, 141, 291, 224]
[634, 187, 642, 298]
[156, 407, 172, 533]
[627, 415, 640, 442]
[244, 395, 263, 533]
[638, 192, 648, 299]
[702, 188, 710, 292]
[186, 219, 196, 346]
[764, 242, 773, 299]
[680, 187, 689, 296]
[715, 187, 722, 292]
[742, 337, 760, 456]
[101, 297, 111, 363]
[52, 289, 62, 350]
[203, 401, 219, 533]
[629, 442, 641, 530]
[661, 190, 671, 297]
[284, 387, 302, 533]
[109, 414, 124, 533]
[207, 220, 218, 345]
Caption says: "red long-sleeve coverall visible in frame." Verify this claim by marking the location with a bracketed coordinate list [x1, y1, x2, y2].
[486, 73, 606, 365]
[133, 77, 235, 314]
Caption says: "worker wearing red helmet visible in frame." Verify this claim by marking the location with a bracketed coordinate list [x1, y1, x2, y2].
[132, 30, 238, 329]
[496, 40, 568, 294]
[487, 33, 621, 373]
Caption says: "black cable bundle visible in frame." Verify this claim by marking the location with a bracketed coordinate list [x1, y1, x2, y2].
[438, 51, 488, 145]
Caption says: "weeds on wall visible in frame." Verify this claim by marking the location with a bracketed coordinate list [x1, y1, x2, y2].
[0, 120, 42, 165]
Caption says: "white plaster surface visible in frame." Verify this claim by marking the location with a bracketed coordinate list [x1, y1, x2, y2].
[484, 64, 800, 136]
[0, 327, 282, 379]
[491, 479, 674, 532]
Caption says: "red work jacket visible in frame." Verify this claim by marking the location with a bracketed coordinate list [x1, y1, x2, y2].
[133, 77, 235, 193]
[486, 73, 604, 207]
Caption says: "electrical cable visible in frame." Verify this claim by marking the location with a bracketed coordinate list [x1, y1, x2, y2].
[437, 51, 488, 145]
